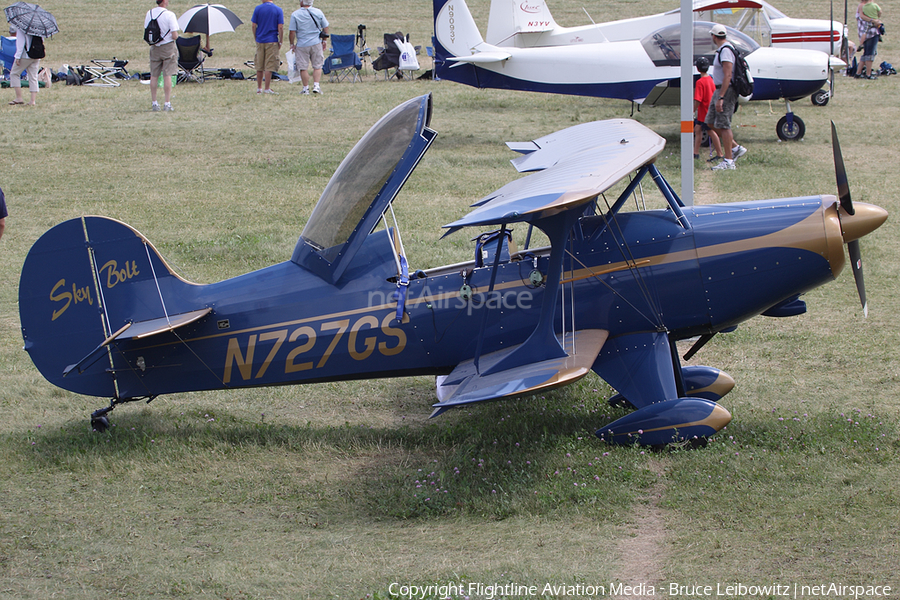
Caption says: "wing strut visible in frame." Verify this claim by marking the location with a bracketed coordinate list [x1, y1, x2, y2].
[473, 224, 508, 373]
[482, 210, 578, 376]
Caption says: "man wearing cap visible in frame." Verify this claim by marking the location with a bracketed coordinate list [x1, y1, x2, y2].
[705, 23, 747, 171]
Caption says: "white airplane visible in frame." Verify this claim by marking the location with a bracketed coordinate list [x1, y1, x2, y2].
[433, 0, 837, 141]
[485, 0, 847, 105]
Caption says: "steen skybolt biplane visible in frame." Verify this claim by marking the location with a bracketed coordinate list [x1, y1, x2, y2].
[19, 94, 886, 446]
[434, 0, 841, 140]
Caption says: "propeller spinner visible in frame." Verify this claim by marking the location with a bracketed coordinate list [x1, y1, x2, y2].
[831, 121, 888, 317]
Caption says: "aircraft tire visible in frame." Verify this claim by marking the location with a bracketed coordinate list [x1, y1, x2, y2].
[811, 89, 830, 106]
[776, 115, 805, 141]
[91, 415, 110, 433]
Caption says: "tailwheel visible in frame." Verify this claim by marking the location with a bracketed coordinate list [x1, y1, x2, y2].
[89, 396, 156, 432]
[91, 406, 113, 432]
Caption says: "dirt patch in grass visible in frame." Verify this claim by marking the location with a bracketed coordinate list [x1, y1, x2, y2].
[612, 458, 670, 598]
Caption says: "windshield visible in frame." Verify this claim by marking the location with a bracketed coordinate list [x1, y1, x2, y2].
[641, 21, 760, 66]
[300, 97, 425, 262]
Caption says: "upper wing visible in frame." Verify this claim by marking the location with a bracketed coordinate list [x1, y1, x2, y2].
[443, 119, 665, 230]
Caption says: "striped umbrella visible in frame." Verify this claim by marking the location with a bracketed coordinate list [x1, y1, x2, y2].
[177, 4, 243, 36]
[4, 2, 59, 37]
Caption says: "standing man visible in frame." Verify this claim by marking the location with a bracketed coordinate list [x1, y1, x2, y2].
[145, 0, 179, 112]
[289, 0, 329, 95]
[251, 0, 284, 94]
[705, 24, 746, 171]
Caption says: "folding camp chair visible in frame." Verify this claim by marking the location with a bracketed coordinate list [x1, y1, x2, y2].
[373, 32, 403, 80]
[176, 35, 207, 83]
[1, 36, 15, 79]
[82, 58, 130, 87]
[322, 34, 362, 83]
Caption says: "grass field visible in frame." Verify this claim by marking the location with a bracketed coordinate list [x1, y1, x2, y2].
[1, 0, 898, 598]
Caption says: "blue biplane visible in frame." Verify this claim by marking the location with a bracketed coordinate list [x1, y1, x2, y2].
[19, 94, 886, 446]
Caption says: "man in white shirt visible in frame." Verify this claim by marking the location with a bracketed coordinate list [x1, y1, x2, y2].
[705, 24, 747, 171]
[144, 0, 179, 111]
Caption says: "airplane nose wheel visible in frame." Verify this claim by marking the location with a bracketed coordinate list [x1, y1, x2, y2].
[776, 115, 805, 141]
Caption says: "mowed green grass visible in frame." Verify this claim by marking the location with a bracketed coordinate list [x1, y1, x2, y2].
[1, 0, 899, 598]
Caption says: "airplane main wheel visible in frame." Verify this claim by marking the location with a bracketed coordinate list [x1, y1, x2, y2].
[776, 115, 806, 141]
[811, 89, 830, 106]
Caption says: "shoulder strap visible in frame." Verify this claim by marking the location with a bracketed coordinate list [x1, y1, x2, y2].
[149, 7, 171, 42]
[306, 8, 323, 31]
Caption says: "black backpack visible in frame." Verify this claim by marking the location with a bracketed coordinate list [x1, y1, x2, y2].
[27, 36, 45, 59]
[717, 42, 753, 97]
[143, 9, 165, 45]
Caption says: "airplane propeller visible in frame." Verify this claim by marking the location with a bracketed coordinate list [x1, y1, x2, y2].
[831, 121, 887, 317]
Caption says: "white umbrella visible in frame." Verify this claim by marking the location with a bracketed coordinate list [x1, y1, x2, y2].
[177, 4, 242, 36]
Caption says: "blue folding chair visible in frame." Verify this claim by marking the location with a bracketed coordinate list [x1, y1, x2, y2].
[322, 34, 362, 83]
[1, 36, 16, 79]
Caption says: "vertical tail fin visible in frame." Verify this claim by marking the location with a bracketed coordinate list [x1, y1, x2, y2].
[487, 0, 559, 45]
[433, 0, 486, 57]
[19, 216, 198, 397]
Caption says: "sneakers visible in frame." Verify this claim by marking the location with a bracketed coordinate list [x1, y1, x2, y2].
[151, 102, 161, 112]
[262, 89, 277, 95]
[732, 145, 747, 160]
[312, 84, 322, 94]
[300, 86, 310, 95]
[711, 159, 736, 171]
[163, 103, 174, 112]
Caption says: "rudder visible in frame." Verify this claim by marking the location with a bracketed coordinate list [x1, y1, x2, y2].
[19, 216, 198, 398]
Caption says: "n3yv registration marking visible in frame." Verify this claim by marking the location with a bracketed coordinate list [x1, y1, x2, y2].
[223, 312, 406, 384]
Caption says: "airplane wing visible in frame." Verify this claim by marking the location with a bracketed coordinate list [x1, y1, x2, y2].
[444, 119, 665, 230]
[432, 329, 608, 416]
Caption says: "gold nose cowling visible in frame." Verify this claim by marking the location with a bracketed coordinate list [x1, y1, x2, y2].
[839, 202, 889, 243]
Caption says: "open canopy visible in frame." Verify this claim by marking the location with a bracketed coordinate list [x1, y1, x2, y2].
[292, 94, 436, 284]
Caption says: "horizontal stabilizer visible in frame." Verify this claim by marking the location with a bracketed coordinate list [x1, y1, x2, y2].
[447, 49, 512, 65]
[432, 329, 608, 416]
[63, 308, 212, 377]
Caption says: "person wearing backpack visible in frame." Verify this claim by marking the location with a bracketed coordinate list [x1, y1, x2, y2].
[8, 26, 44, 106]
[144, 0, 180, 112]
[705, 24, 748, 171]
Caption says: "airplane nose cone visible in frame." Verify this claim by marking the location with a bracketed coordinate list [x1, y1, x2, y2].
[840, 202, 889, 243]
